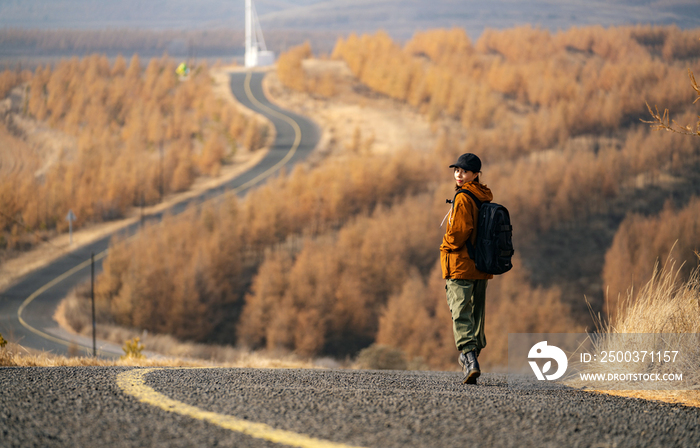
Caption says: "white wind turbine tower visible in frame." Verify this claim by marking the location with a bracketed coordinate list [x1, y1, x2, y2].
[245, 0, 275, 67]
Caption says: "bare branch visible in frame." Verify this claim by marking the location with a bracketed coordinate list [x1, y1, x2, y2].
[642, 70, 700, 137]
[690, 68, 700, 105]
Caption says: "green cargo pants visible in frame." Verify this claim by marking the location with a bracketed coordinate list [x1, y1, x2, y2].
[445, 279, 488, 354]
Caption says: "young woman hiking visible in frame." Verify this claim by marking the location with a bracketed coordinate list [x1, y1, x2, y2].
[440, 153, 493, 385]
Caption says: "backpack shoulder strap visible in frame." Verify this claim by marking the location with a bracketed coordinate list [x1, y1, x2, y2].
[456, 189, 482, 209]
[454, 189, 483, 259]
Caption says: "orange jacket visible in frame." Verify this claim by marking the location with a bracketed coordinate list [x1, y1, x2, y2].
[440, 181, 494, 280]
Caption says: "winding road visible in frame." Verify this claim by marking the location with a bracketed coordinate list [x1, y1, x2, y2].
[1, 71, 699, 448]
[0, 71, 319, 357]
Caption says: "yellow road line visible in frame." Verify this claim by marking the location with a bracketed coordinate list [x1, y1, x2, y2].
[17, 250, 113, 356]
[228, 71, 303, 195]
[117, 368, 364, 448]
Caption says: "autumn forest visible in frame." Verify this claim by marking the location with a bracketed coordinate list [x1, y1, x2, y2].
[2, 24, 700, 369]
[1, 54, 266, 242]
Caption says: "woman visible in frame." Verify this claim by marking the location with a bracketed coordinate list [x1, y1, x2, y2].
[440, 153, 493, 385]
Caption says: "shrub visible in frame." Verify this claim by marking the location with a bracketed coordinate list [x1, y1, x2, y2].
[355, 344, 408, 370]
[121, 337, 145, 359]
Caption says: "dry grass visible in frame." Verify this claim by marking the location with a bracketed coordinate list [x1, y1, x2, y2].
[573, 259, 700, 407]
[0, 342, 204, 367]
[590, 390, 700, 408]
[605, 260, 700, 335]
[50, 288, 320, 370]
[0, 339, 320, 369]
[262, 59, 437, 164]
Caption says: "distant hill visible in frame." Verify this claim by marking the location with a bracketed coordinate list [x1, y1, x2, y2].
[258, 0, 700, 40]
[1, 0, 699, 42]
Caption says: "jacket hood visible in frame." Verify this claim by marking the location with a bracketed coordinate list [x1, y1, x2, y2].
[457, 181, 493, 203]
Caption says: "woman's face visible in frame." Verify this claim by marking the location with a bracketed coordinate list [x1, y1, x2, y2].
[454, 167, 477, 186]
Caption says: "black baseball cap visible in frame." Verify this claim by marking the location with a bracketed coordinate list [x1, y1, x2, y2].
[449, 153, 481, 173]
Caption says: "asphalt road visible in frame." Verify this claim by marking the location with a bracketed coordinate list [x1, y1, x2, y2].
[2, 367, 699, 447]
[0, 71, 319, 357]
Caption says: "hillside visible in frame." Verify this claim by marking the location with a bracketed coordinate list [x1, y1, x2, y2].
[258, 0, 700, 39]
[77, 25, 700, 371]
[0, 57, 271, 282]
[274, 26, 700, 316]
[268, 64, 700, 323]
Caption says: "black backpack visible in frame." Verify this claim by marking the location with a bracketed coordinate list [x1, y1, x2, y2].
[449, 189, 514, 275]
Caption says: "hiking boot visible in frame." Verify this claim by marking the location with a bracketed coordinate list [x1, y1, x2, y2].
[458, 351, 480, 385]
